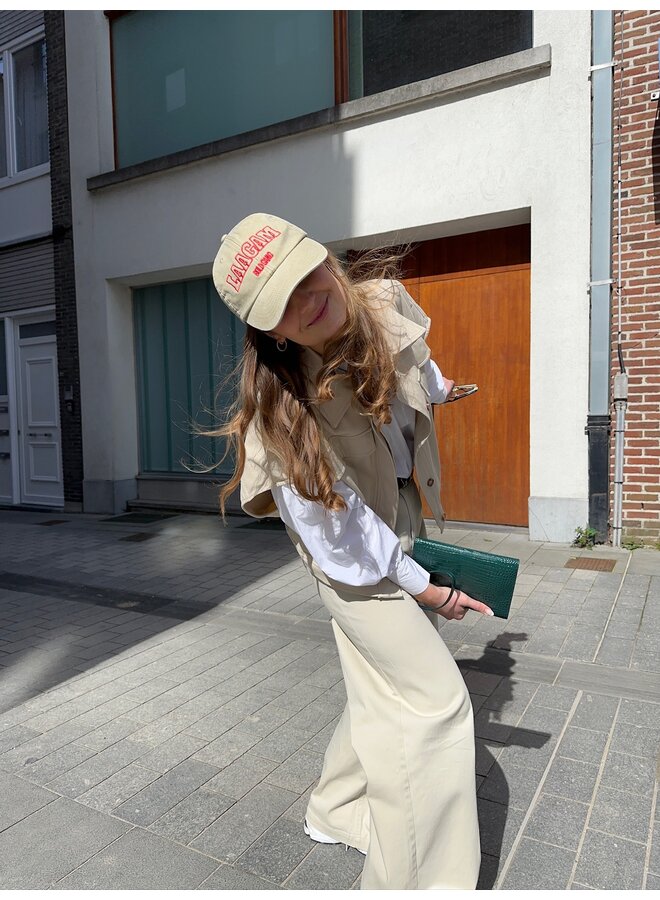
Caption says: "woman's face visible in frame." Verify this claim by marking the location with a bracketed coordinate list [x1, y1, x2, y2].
[271, 263, 347, 354]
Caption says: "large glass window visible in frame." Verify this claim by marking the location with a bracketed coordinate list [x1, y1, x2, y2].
[0, 58, 7, 178]
[134, 277, 244, 475]
[13, 39, 49, 171]
[112, 11, 335, 168]
[0, 35, 49, 179]
[348, 11, 533, 99]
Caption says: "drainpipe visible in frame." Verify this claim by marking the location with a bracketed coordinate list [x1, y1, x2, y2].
[586, 11, 615, 543]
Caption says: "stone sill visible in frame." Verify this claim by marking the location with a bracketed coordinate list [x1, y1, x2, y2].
[88, 45, 551, 193]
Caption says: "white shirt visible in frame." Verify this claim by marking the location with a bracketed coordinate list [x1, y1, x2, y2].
[272, 359, 448, 596]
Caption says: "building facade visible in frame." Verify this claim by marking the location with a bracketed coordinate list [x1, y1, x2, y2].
[61, 11, 595, 541]
[610, 10, 660, 546]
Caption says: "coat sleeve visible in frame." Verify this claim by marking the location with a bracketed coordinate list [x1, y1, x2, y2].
[391, 280, 431, 337]
[240, 418, 281, 518]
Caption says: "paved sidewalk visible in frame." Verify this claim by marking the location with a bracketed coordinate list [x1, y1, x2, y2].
[0, 507, 658, 890]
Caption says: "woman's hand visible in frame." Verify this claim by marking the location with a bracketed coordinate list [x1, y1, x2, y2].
[415, 583, 494, 621]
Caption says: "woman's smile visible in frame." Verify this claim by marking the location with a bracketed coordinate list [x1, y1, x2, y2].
[272, 265, 347, 353]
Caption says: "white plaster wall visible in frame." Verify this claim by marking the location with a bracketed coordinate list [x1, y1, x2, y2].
[66, 10, 592, 536]
[0, 171, 51, 245]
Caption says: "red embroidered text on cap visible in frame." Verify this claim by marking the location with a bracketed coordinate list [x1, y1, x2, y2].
[226, 226, 281, 291]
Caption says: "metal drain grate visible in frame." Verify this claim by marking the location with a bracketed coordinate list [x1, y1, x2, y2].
[119, 532, 156, 542]
[564, 557, 617, 572]
[38, 520, 68, 526]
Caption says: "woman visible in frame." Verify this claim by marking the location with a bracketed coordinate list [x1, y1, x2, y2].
[211, 213, 490, 890]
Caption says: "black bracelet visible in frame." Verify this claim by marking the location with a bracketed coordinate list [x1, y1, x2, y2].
[435, 586, 456, 610]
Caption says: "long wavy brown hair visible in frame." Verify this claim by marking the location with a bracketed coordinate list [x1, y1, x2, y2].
[202, 248, 406, 516]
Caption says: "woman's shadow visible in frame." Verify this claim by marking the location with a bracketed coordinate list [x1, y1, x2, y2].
[457, 632, 551, 889]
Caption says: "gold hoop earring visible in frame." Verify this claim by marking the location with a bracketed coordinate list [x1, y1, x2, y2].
[276, 338, 288, 352]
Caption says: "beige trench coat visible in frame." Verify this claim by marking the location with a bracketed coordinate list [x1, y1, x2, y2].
[240, 279, 445, 597]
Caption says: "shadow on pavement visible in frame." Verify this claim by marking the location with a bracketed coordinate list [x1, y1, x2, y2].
[458, 632, 550, 889]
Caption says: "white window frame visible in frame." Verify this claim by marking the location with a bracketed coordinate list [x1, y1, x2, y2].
[0, 26, 50, 189]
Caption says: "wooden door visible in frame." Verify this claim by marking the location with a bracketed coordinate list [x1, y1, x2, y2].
[401, 226, 530, 526]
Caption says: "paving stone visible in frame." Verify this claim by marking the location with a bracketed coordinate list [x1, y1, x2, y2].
[251, 723, 311, 763]
[76, 716, 144, 751]
[76, 763, 160, 813]
[137, 732, 207, 773]
[242, 703, 296, 737]
[199, 863, 280, 890]
[650, 825, 660, 875]
[112, 758, 219, 825]
[284, 841, 365, 890]
[149, 787, 234, 843]
[647, 874, 660, 890]
[517, 704, 570, 734]
[282, 785, 315, 823]
[600, 750, 657, 797]
[532, 683, 579, 711]
[523, 792, 589, 850]
[238, 815, 313, 883]
[21, 742, 96, 785]
[477, 799, 525, 859]
[475, 739, 503, 777]
[589, 786, 653, 844]
[46, 739, 146, 798]
[192, 725, 262, 768]
[617, 697, 660, 727]
[542, 757, 600, 804]
[1, 721, 96, 772]
[500, 837, 575, 890]
[573, 829, 646, 890]
[559, 627, 602, 662]
[608, 721, 660, 759]
[0, 725, 41, 756]
[477, 761, 541, 811]
[473, 708, 514, 743]
[265, 749, 324, 794]
[190, 783, 298, 862]
[205, 752, 279, 800]
[54, 826, 218, 889]
[570, 693, 619, 732]
[557, 726, 609, 765]
[0, 797, 130, 888]
[0, 771, 57, 832]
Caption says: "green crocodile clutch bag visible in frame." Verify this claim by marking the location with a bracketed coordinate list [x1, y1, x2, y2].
[411, 537, 519, 619]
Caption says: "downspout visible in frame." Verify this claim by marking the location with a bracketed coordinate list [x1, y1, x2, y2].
[586, 11, 615, 543]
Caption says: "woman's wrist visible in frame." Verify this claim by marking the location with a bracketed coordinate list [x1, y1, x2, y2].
[415, 582, 455, 610]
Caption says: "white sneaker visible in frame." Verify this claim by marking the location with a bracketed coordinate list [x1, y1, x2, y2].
[304, 819, 367, 855]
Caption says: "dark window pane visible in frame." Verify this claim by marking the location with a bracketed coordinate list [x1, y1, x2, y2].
[0, 323, 7, 395]
[13, 39, 49, 171]
[0, 59, 7, 177]
[19, 321, 55, 339]
[349, 11, 533, 99]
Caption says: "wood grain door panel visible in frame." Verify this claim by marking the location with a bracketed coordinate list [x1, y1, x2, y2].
[403, 265, 530, 526]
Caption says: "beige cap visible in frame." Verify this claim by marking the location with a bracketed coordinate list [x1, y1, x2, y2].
[212, 213, 328, 331]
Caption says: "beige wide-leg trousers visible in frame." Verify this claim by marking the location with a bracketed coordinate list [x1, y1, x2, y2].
[305, 483, 481, 890]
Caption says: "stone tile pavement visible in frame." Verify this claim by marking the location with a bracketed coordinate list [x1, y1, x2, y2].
[0, 507, 658, 890]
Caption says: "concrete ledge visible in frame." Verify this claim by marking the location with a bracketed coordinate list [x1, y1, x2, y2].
[83, 478, 137, 515]
[528, 496, 590, 543]
[88, 45, 551, 192]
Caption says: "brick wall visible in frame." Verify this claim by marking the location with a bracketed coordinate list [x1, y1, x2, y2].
[611, 10, 660, 545]
[45, 12, 84, 508]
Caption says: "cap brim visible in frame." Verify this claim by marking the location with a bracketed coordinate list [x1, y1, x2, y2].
[246, 238, 328, 331]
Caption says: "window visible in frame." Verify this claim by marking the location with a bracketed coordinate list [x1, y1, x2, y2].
[109, 11, 533, 168]
[111, 11, 335, 168]
[0, 33, 49, 179]
[134, 277, 244, 475]
[347, 11, 534, 99]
